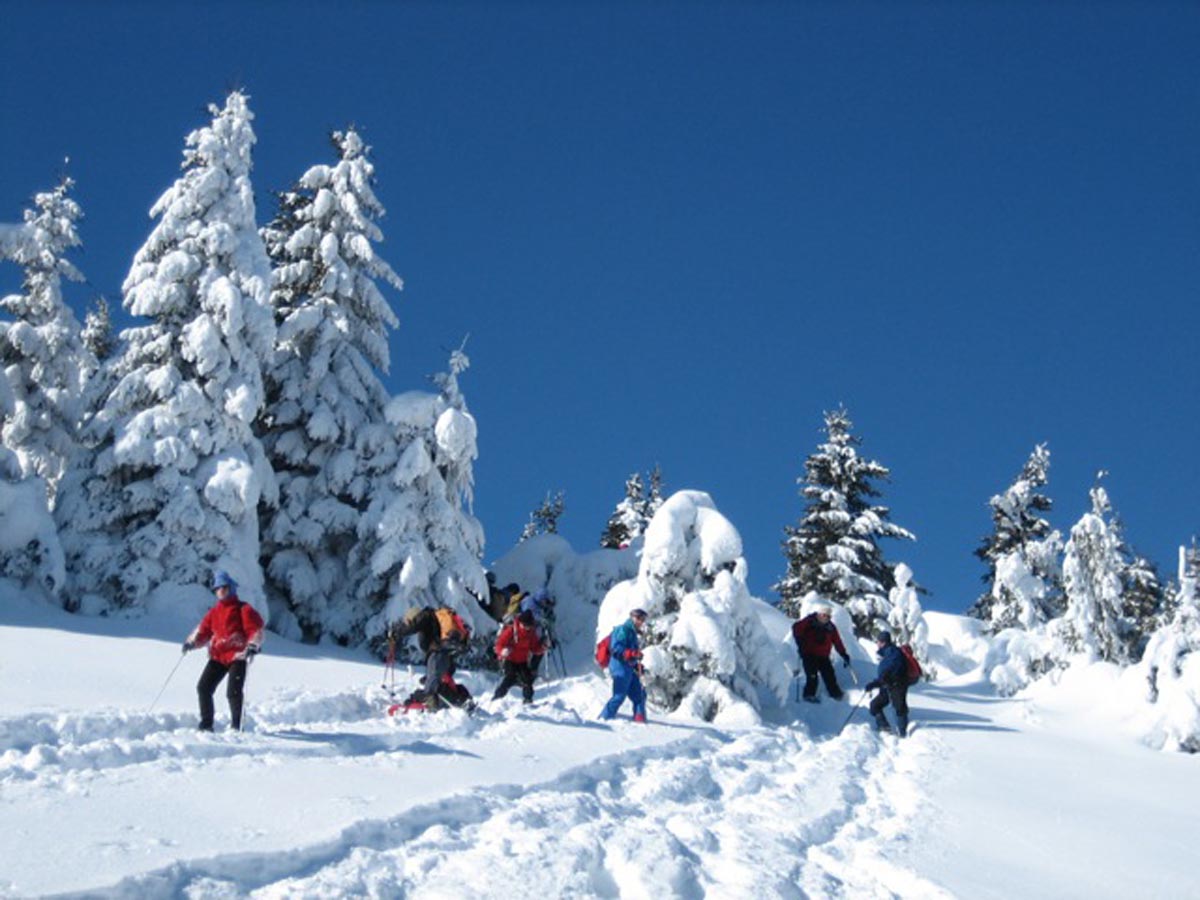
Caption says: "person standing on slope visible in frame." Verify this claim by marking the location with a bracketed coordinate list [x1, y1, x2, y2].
[183, 571, 264, 731]
[791, 603, 851, 702]
[492, 610, 546, 704]
[600, 608, 649, 723]
[864, 631, 910, 736]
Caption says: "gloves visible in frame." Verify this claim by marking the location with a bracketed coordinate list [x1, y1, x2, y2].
[842, 656, 851, 669]
[499, 648, 511, 660]
[243, 644, 260, 660]
[864, 680, 880, 692]
[623, 649, 642, 661]
[182, 640, 193, 653]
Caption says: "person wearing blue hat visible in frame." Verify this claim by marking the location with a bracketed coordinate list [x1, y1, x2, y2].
[183, 571, 264, 731]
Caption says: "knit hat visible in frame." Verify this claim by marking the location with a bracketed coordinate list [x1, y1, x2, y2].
[518, 610, 536, 626]
[630, 608, 648, 620]
[876, 630, 893, 645]
[211, 570, 237, 591]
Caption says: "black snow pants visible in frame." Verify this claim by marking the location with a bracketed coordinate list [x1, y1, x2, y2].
[197, 658, 248, 730]
[869, 677, 910, 735]
[493, 660, 536, 703]
[801, 653, 844, 700]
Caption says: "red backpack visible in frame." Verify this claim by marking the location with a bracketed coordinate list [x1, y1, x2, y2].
[595, 634, 612, 669]
[900, 644, 922, 685]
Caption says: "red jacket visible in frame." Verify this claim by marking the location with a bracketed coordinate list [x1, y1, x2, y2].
[494, 620, 545, 665]
[190, 596, 265, 665]
[792, 613, 848, 660]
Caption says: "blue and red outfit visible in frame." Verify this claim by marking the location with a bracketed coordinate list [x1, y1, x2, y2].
[865, 634, 910, 736]
[600, 616, 647, 722]
[185, 572, 264, 731]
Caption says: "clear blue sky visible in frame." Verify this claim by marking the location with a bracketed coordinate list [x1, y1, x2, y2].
[2, 2, 1198, 613]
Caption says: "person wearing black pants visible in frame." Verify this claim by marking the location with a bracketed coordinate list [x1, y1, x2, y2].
[197, 658, 249, 731]
[493, 611, 546, 704]
[865, 631, 910, 737]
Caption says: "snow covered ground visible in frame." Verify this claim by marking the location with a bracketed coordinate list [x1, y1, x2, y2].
[2, 595, 1197, 899]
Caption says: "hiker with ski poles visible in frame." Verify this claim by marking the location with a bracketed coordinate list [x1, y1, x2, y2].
[492, 610, 546, 704]
[599, 607, 649, 723]
[792, 602, 852, 703]
[182, 571, 264, 732]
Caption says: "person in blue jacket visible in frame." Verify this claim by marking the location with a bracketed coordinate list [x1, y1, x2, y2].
[600, 608, 648, 723]
[864, 631, 910, 736]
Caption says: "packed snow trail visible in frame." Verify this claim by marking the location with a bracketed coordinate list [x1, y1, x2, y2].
[68, 707, 945, 899]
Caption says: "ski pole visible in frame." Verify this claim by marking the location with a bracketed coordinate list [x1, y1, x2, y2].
[837, 689, 870, 736]
[147, 652, 186, 714]
[792, 669, 801, 703]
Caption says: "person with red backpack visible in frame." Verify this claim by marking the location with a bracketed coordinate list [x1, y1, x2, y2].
[492, 610, 546, 704]
[599, 608, 649, 723]
[864, 631, 911, 737]
[183, 571, 264, 731]
[791, 603, 851, 703]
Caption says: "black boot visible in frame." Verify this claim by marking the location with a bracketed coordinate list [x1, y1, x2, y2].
[874, 713, 893, 734]
[897, 715, 909, 738]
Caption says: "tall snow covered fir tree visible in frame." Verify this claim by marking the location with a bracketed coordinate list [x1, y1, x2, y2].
[349, 348, 489, 649]
[969, 444, 1064, 632]
[1141, 546, 1200, 752]
[55, 92, 276, 613]
[1055, 480, 1133, 664]
[773, 407, 914, 637]
[256, 128, 402, 640]
[600, 465, 664, 549]
[0, 176, 91, 502]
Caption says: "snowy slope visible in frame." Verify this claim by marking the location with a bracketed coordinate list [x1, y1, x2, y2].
[1, 593, 1197, 898]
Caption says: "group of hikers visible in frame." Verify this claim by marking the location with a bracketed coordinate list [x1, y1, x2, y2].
[180, 572, 911, 736]
[791, 602, 913, 737]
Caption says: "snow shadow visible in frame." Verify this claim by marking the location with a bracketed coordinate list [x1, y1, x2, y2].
[263, 729, 482, 759]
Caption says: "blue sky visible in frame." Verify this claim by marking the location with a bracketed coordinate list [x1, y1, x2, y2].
[2, 2, 1198, 613]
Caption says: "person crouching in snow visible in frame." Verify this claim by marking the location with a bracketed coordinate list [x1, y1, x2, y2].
[600, 608, 648, 723]
[791, 602, 851, 702]
[864, 631, 909, 736]
[183, 571, 264, 731]
[493, 610, 546, 704]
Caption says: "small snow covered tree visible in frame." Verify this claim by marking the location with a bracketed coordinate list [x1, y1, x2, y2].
[0, 176, 91, 502]
[773, 407, 914, 636]
[522, 490, 565, 541]
[81, 296, 115, 365]
[1055, 481, 1132, 664]
[348, 349, 489, 649]
[969, 444, 1064, 631]
[56, 91, 276, 613]
[256, 128, 402, 639]
[1141, 545, 1200, 752]
[1122, 552, 1165, 661]
[600, 465, 665, 549]
[886, 562, 931, 673]
[599, 490, 792, 723]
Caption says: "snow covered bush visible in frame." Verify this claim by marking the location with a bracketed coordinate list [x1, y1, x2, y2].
[0, 458, 64, 600]
[886, 562, 931, 676]
[598, 490, 791, 723]
[1138, 547, 1200, 753]
[982, 626, 1063, 696]
[56, 91, 275, 616]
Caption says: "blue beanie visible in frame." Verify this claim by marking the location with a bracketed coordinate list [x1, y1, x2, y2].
[211, 570, 238, 591]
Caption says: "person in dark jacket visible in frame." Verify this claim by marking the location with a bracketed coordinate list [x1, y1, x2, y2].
[791, 603, 851, 702]
[493, 610, 546, 704]
[392, 605, 468, 710]
[600, 608, 648, 722]
[183, 571, 264, 731]
[864, 631, 910, 736]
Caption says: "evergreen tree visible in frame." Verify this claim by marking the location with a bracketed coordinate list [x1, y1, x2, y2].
[1056, 481, 1132, 663]
[522, 490, 565, 541]
[56, 92, 276, 611]
[348, 349, 488, 647]
[1142, 545, 1200, 751]
[600, 465, 664, 549]
[887, 562, 931, 673]
[256, 128, 402, 639]
[969, 444, 1064, 631]
[81, 296, 115, 365]
[773, 407, 914, 636]
[0, 176, 91, 501]
[1122, 552, 1164, 660]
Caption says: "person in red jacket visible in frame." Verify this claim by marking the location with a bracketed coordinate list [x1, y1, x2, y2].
[183, 571, 264, 731]
[492, 610, 546, 704]
[791, 602, 851, 703]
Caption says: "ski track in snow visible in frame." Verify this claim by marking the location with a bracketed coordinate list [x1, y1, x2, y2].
[1, 678, 950, 899]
